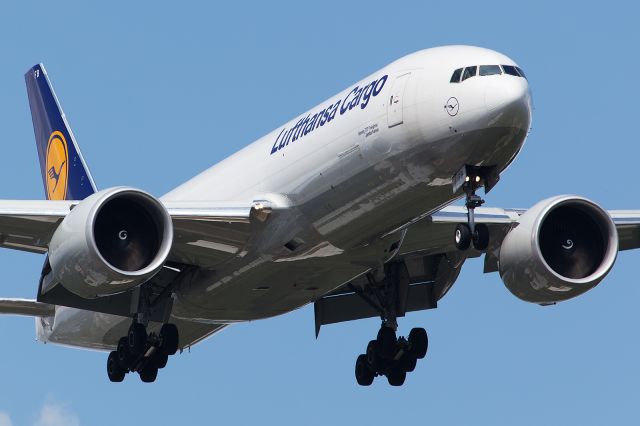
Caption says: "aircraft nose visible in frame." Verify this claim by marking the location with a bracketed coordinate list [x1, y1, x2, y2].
[484, 76, 532, 129]
[485, 76, 530, 110]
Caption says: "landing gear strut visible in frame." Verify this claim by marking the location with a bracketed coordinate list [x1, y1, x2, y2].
[104, 264, 191, 383]
[453, 166, 493, 251]
[353, 262, 429, 387]
[107, 321, 180, 383]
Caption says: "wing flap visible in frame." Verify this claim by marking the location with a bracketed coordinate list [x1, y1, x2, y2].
[314, 282, 437, 336]
[430, 205, 521, 224]
[0, 298, 54, 317]
[164, 201, 253, 222]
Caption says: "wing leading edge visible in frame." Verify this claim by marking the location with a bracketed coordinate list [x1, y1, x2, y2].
[0, 200, 264, 264]
[0, 200, 638, 260]
[425, 205, 640, 252]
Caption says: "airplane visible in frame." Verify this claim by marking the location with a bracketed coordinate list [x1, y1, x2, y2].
[1, 45, 637, 386]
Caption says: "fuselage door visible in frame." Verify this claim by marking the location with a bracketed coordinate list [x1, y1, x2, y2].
[387, 73, 411, 128]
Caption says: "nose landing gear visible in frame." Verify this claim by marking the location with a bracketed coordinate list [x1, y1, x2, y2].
[453, 165, 497, 251]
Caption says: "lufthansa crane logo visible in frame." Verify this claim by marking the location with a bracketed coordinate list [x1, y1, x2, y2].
[445, 97, 459, 116]
[45, 131, 68, 200]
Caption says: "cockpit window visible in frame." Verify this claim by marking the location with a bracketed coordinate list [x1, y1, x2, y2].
[479, 65, 502, 76]
[450, 68, 462, 83]
[450, 64, 526, 83]
[515, 66, 527, 79]
[501, 65, 520, 76]
[461, 66, 477, 81]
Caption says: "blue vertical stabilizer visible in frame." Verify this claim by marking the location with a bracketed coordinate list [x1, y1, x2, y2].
[25, 64, 97, 200]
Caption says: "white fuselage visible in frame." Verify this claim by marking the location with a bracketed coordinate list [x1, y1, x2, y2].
[40, 45, 532, 350]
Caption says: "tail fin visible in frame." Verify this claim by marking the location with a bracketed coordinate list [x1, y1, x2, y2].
[24, 64, 97, 200]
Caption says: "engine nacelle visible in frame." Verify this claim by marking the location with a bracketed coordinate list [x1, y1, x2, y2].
[48, 187, 173, 299]
[499, 195, 618, 304]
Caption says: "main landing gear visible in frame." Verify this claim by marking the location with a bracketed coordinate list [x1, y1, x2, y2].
[454, 167, 492, 251]
[352, 262, 429, 386]
[355, 325, 428, 386]
[106, 322, 179, 383]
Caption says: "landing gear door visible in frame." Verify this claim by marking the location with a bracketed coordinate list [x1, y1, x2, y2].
[387, 73, 411, 128]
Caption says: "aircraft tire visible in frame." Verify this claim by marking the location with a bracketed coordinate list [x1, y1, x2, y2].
[399, 351, 417, 373]
[472, 223, 490, 251]
[107, 351, 125, 382]
[355, 354, 374, 386]
[455, 224, 472, 250]
[377, 327, 397, 360]
[160, 323, 179, 355]
[386, 366, 406, 386]
[128, 323, 147, 357]
[116, 337, 131, 369]
[366, 340, 380, 371]
[139, 364, 158, 383]
[408, 327, 428, 359]
[152, 350, 169, 369]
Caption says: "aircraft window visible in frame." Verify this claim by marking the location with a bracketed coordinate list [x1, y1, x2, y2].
[461, 66, 477, 81]
[501, 65, 520, 76]
[450, 68, 462, 83]
[479, 65, 502, 76]
[515, 66, 527, 79]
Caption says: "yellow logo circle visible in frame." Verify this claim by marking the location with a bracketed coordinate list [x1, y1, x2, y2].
[45, 131, 68, 200]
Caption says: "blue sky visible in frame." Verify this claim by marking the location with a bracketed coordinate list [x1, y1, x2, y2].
[1, 1, 639, 424]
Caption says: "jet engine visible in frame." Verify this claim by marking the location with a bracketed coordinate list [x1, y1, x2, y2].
[499, 195, 618, 304]
[48, 187, 174, 299]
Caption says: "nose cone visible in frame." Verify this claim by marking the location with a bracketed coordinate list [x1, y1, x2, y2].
[485, 77, 532, 130]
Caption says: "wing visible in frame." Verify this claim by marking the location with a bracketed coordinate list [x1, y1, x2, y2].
[312, 204, 640, 333]
[0, 198, 266, 347]
[400, 205, 640, 272]
[0, 199, 269, 267]
[419, 206, 640, 250]
[162, 200, 268, 268]
[0, 200, 72, 253]
[399, 205, 521, 256]
[2, 198, 637, 264]
[607, 210, 640, 251]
